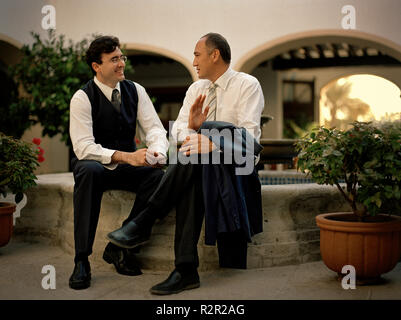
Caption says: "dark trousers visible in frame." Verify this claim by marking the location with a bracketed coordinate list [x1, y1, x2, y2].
[217, 231, 248, 269]
[133, 162, 204, 268]
[71, 157, 164, 261]
[136, 162, 247, 269]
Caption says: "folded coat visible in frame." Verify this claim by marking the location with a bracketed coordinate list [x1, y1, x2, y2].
[199, 121, 263, 246]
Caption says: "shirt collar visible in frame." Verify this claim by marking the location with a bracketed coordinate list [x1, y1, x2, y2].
[94, 76, 121, 102]
[213, 67, 235, 91]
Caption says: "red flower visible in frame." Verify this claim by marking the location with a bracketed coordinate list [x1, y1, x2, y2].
[32, 138, 45, 163]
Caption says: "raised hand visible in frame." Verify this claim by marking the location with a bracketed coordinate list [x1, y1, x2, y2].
[188, 94, 209, 131]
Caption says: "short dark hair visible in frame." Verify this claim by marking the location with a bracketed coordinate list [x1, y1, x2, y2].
[85, 36, 120, 74]
[202, 33, 231, 64]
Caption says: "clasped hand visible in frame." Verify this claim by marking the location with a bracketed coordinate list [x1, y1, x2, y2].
[145, 148, 167, 167]
[179, 133, 217, 156]
[121, 149, 166, 168]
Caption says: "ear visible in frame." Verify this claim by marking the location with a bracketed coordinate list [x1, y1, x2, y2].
[211, 49, 220, 63]
[92, 62, 100, 74]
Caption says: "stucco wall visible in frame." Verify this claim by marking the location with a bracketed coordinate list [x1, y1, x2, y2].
[1, 0, 400, 70]
[1, 0, 400, 172]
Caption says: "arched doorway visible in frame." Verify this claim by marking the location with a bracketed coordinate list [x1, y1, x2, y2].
[124, 44, 195, 131]
[320, 74, 401, 130]
[236, 30, 401, 139]
[0, 38, 24, 138]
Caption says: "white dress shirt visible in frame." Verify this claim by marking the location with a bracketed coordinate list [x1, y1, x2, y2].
[70, 76, 169, 170]
[172, 68, 265, 143]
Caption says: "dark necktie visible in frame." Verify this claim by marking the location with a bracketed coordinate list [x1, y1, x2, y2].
[111, 89, 121, 113]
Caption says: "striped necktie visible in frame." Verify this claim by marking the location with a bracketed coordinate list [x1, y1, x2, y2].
[111, 89, 121, 113]
[205, 83, 218, 121]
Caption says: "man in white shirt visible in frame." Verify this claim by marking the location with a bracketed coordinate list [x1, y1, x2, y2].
[107, 33, 265, 295]
[68, 35, 168, 290]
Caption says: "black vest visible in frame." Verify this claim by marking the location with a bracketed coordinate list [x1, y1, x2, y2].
[82, 79, 138, 153]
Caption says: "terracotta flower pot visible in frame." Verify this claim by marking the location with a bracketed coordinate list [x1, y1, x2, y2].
[0, 202, 16, 247]
[316, 212, 401, 283]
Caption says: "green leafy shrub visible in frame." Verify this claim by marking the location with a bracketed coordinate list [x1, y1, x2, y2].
[9, 30, 93, 145]
[9, 30, 133, 145]
[0, 133, 41, 203]
[295, 121, 401, 220]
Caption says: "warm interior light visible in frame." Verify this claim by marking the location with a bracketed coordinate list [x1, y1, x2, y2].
[320, 74, 401, 129]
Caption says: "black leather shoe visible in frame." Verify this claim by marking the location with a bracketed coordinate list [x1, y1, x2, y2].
[150, 269, 200, 295]
[69, 260, 91, 290]
[106, 221, 151, 249]
[103, 242, 142, 276]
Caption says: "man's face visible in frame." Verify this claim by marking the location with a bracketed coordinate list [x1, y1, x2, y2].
[193, 38, 215, 80]
[93, 47, 125, 87]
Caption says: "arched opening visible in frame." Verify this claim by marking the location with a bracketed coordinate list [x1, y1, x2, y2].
[0, 39, 24, 138]
[123, 46, 194, 130]
[320, 74, 401, 130]
[237, 30, 401, 140]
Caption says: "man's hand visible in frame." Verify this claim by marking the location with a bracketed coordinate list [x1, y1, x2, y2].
[179, 133, 217, 156]
[146, 149, 167, 168]
[112, 149, 149, 167]
[188, 94, 209, 131]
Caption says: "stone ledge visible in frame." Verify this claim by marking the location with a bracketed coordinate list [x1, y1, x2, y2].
[15, 173, 350, 271]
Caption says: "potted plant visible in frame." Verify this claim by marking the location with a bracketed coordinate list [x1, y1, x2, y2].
[0, 132, 42, 247]
[296, 120, 401, 284]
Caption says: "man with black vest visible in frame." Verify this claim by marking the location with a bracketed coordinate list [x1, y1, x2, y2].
[68, 36, 168, 290]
